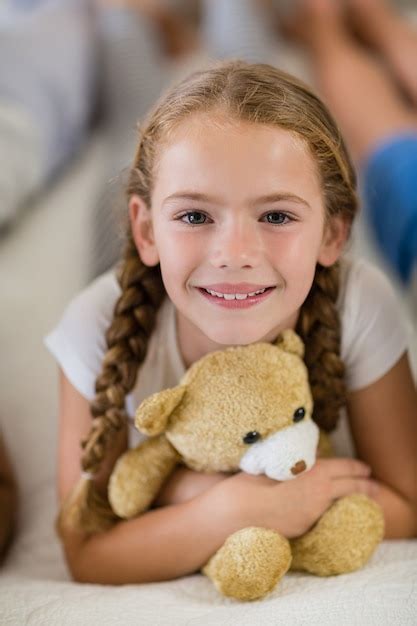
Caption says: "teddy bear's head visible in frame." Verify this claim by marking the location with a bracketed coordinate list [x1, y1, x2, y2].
[135, 330, 319, 480]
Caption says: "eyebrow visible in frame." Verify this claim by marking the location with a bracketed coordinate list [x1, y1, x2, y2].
[162, 191, 311, 209]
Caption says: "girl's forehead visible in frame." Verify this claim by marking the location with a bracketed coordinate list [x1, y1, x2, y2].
[153, 113, 321, 197]
[163, 112, 309, 151]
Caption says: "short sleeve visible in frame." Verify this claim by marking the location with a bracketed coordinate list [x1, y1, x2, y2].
[43, 271, 120, 400]
[340, 258, 413, 392]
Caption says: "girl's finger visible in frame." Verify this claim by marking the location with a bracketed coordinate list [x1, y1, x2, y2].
[320, 457, 371, 479]
[330, 477, 378, 501]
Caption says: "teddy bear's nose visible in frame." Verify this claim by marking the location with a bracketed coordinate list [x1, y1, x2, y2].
[291, 460, 306, 475]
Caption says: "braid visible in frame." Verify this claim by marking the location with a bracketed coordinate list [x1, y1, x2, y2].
[296, 262, 346, 433]
[58, 234, 166, 535]
[82, 237, 165, 473]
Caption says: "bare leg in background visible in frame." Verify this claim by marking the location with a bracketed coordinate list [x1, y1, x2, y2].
[281, 0, 417, 163]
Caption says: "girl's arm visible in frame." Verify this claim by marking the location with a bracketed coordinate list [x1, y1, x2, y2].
[58, 370, 243, 583]
[347, 351, 417, 539]
[63, 484, 241, 584]
[57, 368, 129, 501]
[152, 465, 230, 508]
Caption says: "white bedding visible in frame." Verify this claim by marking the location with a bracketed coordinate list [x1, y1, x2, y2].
[1, 481, 417, 625]
[1, 127, 416, 625]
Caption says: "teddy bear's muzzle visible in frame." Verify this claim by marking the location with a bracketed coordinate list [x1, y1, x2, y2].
[291, 459, 307, 475]
[238, 418, 320, 481]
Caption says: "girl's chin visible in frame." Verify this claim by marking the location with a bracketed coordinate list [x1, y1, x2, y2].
[200, 326, 273, 347]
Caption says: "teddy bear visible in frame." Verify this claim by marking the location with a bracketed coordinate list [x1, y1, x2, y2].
[108, 329, 384, 601]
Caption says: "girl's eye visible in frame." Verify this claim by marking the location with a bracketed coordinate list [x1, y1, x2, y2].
[178, 211, 210, 226]
[176, 211, 293, 227]
[262, 212, 292, 226]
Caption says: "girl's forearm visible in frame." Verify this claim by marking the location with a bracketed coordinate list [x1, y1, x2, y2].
[64, 485, 242, 584]
[152, 466, 229, 508]
[371, 480, 417, 539]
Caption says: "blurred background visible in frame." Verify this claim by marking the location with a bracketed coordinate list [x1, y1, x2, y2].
[1, 0, 416, 512]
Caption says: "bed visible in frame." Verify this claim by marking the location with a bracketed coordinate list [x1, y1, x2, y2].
[1, 120, 416, 626]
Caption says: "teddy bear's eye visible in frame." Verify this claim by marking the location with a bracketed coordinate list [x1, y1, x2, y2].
[293, 407, 306, 422]
[243, 431, 261, 444]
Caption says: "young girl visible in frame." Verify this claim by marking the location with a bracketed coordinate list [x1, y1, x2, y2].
[45, 59, 417, 584]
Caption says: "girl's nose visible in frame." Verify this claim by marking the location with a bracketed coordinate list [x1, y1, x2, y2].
[210, 220, 263, 269]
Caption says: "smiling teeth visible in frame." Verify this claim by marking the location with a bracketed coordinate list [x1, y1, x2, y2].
[204, 288, 267, 300]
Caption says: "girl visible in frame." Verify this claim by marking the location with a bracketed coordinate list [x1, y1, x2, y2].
[45, 13, 417, 588]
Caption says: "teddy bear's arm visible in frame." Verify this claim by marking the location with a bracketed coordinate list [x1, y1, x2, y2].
[108, 435, 181, 519]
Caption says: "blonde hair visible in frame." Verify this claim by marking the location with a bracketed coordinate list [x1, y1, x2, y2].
[59, 60, 358, 534]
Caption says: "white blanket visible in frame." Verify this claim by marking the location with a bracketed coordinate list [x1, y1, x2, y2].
[1, 481, 417, 625]
[1, 130, 416, 626]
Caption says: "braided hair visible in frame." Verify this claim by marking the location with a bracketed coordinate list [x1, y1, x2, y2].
[58, 60, 358, 535]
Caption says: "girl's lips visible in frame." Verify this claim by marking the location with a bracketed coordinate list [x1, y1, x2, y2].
[197, 286, 276, 309]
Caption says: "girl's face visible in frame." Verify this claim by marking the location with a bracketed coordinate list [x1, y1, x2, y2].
[130, 114, 347, 364]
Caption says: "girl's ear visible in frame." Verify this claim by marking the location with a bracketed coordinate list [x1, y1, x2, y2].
[129, 194, 160, 267]
[317, 215, 349, 267]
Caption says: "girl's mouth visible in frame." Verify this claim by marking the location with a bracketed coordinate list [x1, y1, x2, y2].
[197, 286, 276, 309]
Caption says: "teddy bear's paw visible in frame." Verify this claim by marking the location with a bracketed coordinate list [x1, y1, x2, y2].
[108, 436, 179, 518]
[289, 494, 385, 576]
[202, 527, 292, 601]
[108, 449, 152, 518]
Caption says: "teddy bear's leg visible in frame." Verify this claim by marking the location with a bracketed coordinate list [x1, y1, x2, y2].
[289, 494, 385, 576]
[108, 434, 181, 519]
[202, 527, 292, 601]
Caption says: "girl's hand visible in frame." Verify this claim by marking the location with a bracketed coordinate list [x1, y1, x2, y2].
[214, 457, 379, 539]
[152, 465, 229, 508]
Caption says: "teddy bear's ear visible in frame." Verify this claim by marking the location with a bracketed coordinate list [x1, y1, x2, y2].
[274, 329, 305, 358]
[135, 385, 187, 436]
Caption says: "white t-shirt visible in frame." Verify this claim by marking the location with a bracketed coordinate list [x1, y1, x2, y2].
[44, 255, 414, 458]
